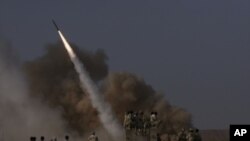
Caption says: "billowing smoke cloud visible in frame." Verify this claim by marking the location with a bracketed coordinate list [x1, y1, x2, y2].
[24, 42, 109, 135]
[24, 41, 192, 137]
[103, 72, 192, 134]
[0, 40, 66, 141]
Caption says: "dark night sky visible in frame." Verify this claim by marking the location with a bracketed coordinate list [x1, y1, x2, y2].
[1, 0, 250, 129]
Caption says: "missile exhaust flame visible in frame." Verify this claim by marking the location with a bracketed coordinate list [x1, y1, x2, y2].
[54, 22, 124, 140]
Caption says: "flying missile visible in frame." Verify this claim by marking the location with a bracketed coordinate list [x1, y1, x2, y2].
[52, 19, 76, 58]
[52, 20, 59, 31]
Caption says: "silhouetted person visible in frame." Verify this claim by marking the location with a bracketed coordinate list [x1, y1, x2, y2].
[65, 135, 69, 141]
[88, 132, 98, 141]
[41, 136, 45, 141]
[157, 133, 161, 141]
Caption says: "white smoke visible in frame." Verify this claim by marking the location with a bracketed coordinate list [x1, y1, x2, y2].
[57, 31, 124, 140]
[0, 40, 67, 141]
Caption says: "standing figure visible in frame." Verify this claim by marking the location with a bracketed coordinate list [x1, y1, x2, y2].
[88, 132, 99, 141]
[40, 136, 45, 141]
[177, 128, 187, 141]
[156, 133, 161, 141]
[143, 114, 150, 136]
[65, 135, 69, 141]
[136, 111, 144, 135]
[124, 111, 132, 130]
[150, 112, 160, 128]
[193, 129, 202, 141]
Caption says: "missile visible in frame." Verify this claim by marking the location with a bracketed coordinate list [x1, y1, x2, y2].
[52, 20, 59, 31]
[52, 20, 76, 58]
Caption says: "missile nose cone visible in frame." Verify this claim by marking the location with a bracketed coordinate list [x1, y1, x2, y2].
[52, 19, 60, 31]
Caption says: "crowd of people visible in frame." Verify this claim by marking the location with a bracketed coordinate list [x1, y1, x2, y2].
[29, 136, 69, 141]
[28, 111, 202, 141]
[29, 133, 98, 141]
[123, 111, 202, 141]
[123, 111, 161, 136]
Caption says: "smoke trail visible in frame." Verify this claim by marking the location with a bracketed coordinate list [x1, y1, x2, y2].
[57, 31, 124, 140]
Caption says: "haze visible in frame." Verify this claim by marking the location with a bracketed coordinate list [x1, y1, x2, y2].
[0, 0, 250, 129]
